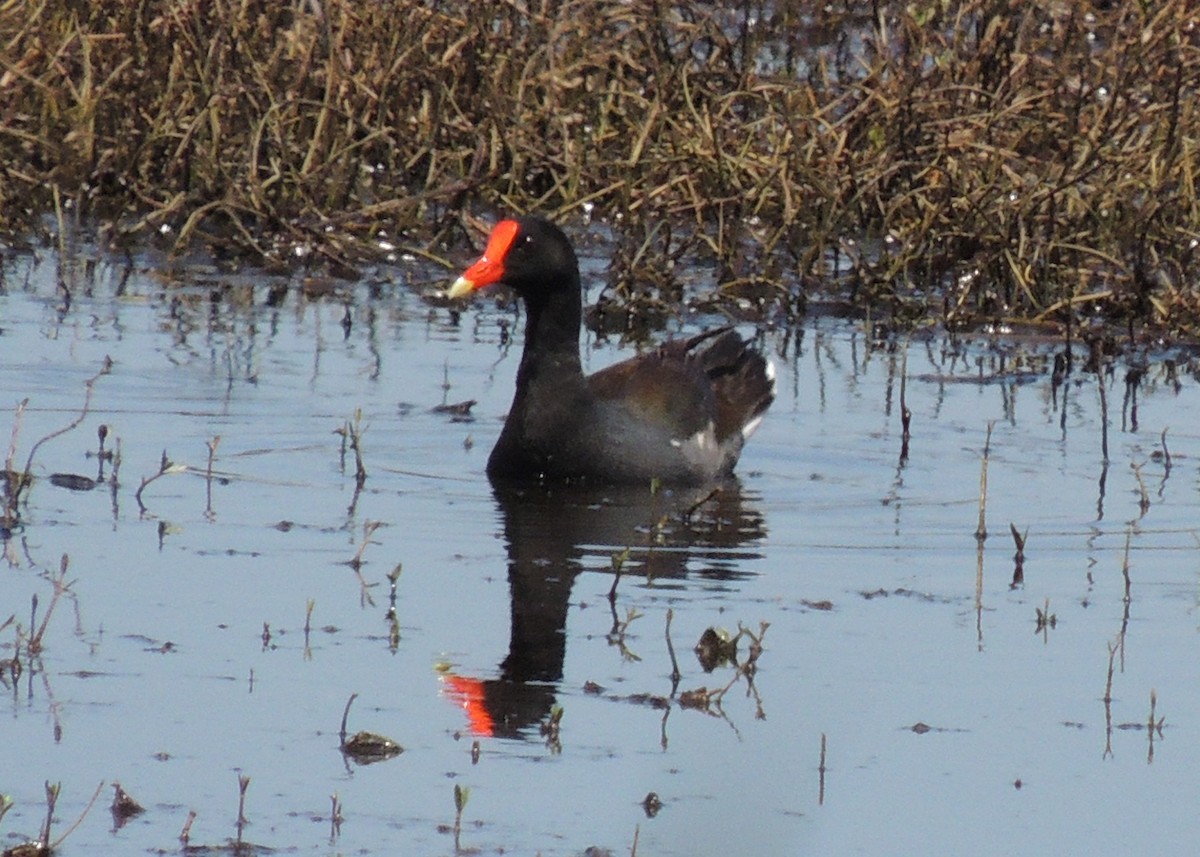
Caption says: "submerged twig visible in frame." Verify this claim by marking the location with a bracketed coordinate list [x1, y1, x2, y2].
[975, 422, 993, 542]
[665, 608, 681, 685]
[53, 781, 105, 849]
[339, 693, 358, 745]
[329, 793, 343, 842]
[23, 357, 113, 477]
[1097, 370, 1110, 464]
[204, 435, 221, 518]
[16, 780, 106, 853]
[1121, 527, 1133, 604]
[179, 809, 197, 846]
[3, 399, 31, 527]
[1009, 523, 1026, 588]
[899, 341, 911, 462]
[39, 781, 58, 846]
[304, 598, 315, 659]
[135, 449, 187, 515]
[235, 774, 251, 844]
[607, 546, 630, 604]
[818, 732, 828, 806]
[1103, 635, 1119, 759]
[1035, 598, 1057, 640]
[29, 554, 73, 655]
[1130, 461, 1150, 517]
[452, 784, 469, 853]
[681, 487, 720, 520]
[336, 409, 368, 488]
[3, 357, 111, 528]
[348, 520, 383, 570]
[386, 563, 402, 651]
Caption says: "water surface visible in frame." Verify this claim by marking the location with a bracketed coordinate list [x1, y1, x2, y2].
[2, 245, 1199, 855]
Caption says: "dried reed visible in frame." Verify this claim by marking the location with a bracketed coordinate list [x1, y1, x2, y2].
[1, 1, 1197, 332]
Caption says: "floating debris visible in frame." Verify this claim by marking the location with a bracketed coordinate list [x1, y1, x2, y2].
[110, 782, 145, 826]
[48, 473, 97, 491]
[338, 693, 403, 765]
[430, 399, 477, 422]
[694, 627, 738, 672]
[341, 731, 404, 765]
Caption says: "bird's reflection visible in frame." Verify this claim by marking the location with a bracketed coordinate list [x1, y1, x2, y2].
[443, 480, 767, 739]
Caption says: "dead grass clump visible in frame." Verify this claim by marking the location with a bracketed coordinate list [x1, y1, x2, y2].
[823, 1, 1200, 334]
[1, 1, 1198, 334]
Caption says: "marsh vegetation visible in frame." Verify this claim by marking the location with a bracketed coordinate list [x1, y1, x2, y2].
[3, 1, 1198, 335]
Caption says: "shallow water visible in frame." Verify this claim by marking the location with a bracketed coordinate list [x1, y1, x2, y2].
[3, 243, 1199, 856]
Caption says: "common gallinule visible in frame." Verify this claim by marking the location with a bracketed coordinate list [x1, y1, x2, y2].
[447, 215, 775, 485]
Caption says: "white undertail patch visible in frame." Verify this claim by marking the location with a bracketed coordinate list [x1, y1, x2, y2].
[741, 358, 777, 440]
[741, 413, 766, 440]
[671, 421, 718, 455]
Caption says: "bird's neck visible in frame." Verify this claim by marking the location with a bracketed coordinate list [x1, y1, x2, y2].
[515, 279, 584, 393]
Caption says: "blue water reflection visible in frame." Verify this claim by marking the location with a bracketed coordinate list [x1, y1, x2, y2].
[2, 245, 1199, 856]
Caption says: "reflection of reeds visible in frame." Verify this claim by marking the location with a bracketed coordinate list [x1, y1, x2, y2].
[1009, 523, 1025, 588]
[818, 732, 828, 806]
[3, 2, 1198, 329]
